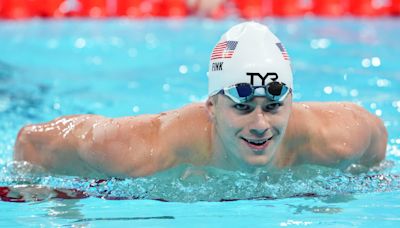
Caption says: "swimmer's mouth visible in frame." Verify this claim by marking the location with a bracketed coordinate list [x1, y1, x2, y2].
[241, 136, 273, 150]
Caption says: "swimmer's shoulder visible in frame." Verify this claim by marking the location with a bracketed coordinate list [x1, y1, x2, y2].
[156, 103, 213, 165]
[288, 101, 384, 167]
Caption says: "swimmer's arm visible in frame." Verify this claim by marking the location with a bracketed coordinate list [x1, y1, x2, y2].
[15, 114, 172, 178]
[14, 115, 112, 178]
[14, 104, 210, 178]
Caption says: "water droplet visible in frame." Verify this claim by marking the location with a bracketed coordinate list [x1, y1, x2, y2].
[302, 104, 310, 109]
[350, 89, 358, 97]
[53, 103, 61, 110]
[163, 83, 170, 92]
[75, 38, 86, 49]
[132, 106, 140, 113]
[323, 86, 333, 94]
[361, 58, 371, 68]
[371, 57, 381, 67]
[179, 65, 188, 74]
[376, 79, 390, 87]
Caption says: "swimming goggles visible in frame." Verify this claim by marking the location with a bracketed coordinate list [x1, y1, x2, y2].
[218, 81, 291, 103]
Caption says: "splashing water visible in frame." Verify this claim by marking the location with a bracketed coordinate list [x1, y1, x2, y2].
[1, 161, 399, 203]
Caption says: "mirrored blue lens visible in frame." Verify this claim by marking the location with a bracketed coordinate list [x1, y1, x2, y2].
[236, 83, 253, 97]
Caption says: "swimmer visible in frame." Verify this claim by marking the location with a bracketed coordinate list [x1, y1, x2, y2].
[14, 22, 387, 178]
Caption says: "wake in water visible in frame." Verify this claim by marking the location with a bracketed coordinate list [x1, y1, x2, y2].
[0, 160, 399, 203]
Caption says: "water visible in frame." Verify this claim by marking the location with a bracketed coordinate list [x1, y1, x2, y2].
[0, 18, 399, 227]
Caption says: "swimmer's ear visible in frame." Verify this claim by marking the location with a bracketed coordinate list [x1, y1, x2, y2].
[206, 96, 216, 121]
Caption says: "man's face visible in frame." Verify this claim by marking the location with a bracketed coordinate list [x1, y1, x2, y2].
[208, 93, 292, 169]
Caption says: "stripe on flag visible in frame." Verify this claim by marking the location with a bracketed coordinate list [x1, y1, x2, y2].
[211, 41, 238, 60]
[276, 43, 290, 61]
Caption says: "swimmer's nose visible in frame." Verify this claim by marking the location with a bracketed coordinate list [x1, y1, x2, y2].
[249, 109, 269, 137]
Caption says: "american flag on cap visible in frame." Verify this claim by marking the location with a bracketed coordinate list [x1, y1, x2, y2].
[211, 41, 238, 60]
[276, 43, 290, 61]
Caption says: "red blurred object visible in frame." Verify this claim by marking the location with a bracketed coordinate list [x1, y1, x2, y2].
[116, 0, 145, 17]
[350, 0, 391, 16]
[39, 0, 66, 18]
[391, 0, 400, 14]
[161, 0, 188, 17]
[0, 0, 34, 19]
[209, 4, 227, 19]
[187, 0, 228, 19]
[117, 0, 162, 18]
[271, 0, 305, 16]
[235, 0, 263, 19]
[0, 186, 25, 203]
[312, 0, 347, 16]
[79, 0, 108, 17]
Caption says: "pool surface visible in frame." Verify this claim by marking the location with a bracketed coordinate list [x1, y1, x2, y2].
[0, 18, 399, 227]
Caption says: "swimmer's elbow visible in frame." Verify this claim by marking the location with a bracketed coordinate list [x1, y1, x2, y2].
[14, 123, 59, 167]
[360, 118, 388, 167]
[14, 125, 40, 163]
[374, 118, 388, 163]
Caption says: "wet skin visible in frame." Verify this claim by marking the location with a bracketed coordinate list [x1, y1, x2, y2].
[14, 95, 388, 178]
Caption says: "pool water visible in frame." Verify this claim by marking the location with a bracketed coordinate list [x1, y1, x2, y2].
[0, 18, 399, 227]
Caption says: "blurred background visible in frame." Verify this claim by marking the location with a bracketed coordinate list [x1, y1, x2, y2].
[0, 0, 400, 20]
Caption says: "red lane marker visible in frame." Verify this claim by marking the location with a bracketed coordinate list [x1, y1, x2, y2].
[79, 0, 108, 18]
[40, 0, 66, 18]
[272, 0, 307, 17]
[312, 0, 347, 17]
[0, 0, 34, 19]
[234, 0, 264, 19]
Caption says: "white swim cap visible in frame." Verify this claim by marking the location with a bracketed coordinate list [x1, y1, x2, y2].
[208, 21, 293, 96]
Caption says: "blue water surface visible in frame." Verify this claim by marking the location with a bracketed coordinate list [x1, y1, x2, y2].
[0, 18, 399, 227]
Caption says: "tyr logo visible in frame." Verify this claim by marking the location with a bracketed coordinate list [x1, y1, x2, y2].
[246, 72, 279, 85]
